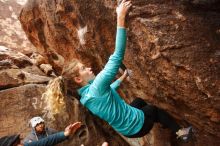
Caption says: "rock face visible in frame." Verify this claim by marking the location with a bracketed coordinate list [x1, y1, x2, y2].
[0, 46, 50, 135]
[18, 0, 220, 146]
[0, 47, 130, 146]
[0, 1, 130, 146]
[0, 0, 35, 54]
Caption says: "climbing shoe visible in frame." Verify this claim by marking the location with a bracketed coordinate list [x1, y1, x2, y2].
[176, 126, 193, 142]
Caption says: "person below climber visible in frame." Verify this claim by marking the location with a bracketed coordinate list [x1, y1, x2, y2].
[42, 0, 192, 142]
[0, 122, 82, 146]
[23, 116, 57, 144]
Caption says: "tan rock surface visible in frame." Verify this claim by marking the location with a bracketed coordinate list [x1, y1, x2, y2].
[0, 47, 130, 145]
[19, 0, 220, 146]
[0, 0, 35, 54]
[0, 0, 219, 145]
[0, 1, 131, 145]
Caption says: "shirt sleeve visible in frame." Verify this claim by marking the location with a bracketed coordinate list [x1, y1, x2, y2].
[47, 128, 58, 134]
[24, 132, 67, 146]
[23, 134, 33, 144]
[110, 79, 121, 90]
[90, 27, 127, 95]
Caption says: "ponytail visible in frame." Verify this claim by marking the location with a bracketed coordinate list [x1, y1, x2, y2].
[42, 76, 68, 120]
[42, 59, 81, 120]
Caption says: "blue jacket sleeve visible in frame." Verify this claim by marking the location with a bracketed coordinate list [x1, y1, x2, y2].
[24, 132, 67, 146]
[110, 79, 121, 90]
[91, 27, 127, 95]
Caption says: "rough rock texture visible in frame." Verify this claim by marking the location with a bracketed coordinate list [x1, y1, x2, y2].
[0, 1, 131, 146]
[0, 0, 35, 54]
[0, 47, 49, 136]
[19, 0, 220, 146]
[0, 47, 130, 146]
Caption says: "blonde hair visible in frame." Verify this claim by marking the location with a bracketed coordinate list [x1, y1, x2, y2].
[42, 59, 80, 120]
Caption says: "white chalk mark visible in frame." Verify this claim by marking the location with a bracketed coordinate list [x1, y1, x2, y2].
[32, 97, 38, 109]
[77, 26, 88, 45]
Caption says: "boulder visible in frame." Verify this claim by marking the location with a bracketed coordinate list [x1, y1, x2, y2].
[18, 0, 220, 145]
[0, 47, 129, 145]
[0, 0, 35, 54]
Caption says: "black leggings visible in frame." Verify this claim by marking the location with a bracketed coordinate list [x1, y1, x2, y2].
[127, 98, 181, 138]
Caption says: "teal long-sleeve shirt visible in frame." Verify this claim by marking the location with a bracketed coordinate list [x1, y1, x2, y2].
[24, 132, 67, 146]
[78, 27, 145, 136]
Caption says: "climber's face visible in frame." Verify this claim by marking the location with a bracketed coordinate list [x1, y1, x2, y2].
[35, 122, 45, 134]
[74, 62, 95, 86]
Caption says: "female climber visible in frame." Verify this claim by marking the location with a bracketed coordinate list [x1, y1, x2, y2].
[42, 0, 192, 142]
